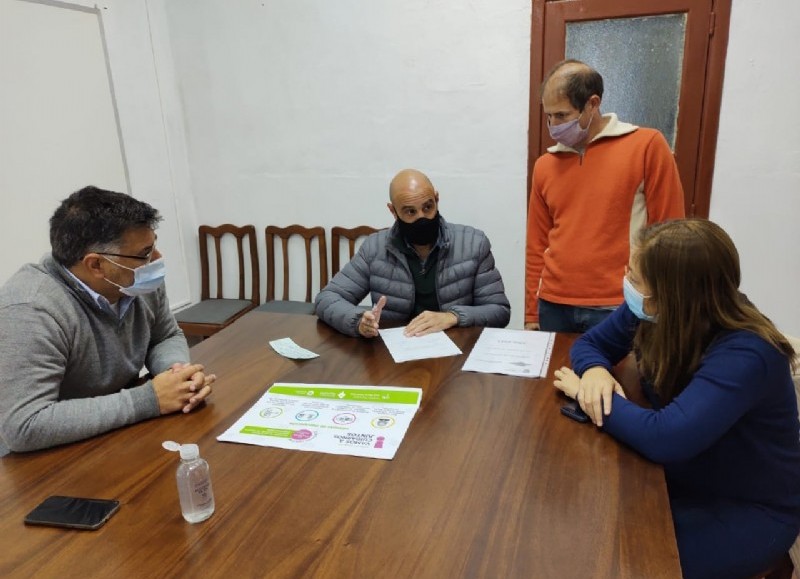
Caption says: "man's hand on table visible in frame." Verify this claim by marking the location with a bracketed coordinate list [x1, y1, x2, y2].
[153, 363, 216, 414]
[403, 310, 458, 337]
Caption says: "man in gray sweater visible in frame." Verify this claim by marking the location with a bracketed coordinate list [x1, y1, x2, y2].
[0, 186, 215, 453]
[315, 169, 510, 338]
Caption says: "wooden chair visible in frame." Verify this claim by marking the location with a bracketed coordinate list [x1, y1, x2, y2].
[175, 224, 260, 338]
[330, 225, 379, 276]
[258, 225, 328, 314]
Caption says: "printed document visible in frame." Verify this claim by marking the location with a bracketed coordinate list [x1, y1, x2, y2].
[378, 327, 462, 363]
[217, 383, 422, 460]
[462, 328, 555, 378]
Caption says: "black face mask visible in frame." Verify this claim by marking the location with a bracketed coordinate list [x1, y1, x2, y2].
[396, 212, 441, 246]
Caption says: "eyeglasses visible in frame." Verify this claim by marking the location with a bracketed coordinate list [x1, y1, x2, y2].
[97, 248, 155, 261]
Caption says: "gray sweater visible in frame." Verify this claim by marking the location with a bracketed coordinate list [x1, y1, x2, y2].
[315, 218, 511, 337]
[0, 255, 189, 453]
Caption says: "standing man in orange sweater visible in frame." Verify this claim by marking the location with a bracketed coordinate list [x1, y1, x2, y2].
[525, 60, 685, 332]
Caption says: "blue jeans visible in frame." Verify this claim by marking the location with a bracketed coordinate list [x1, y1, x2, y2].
[537, 299, 614, 333]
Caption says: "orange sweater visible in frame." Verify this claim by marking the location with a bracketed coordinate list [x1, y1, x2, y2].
[525, 115, 685, 324]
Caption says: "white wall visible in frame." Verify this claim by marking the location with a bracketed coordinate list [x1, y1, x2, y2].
[709, 0, 800, 336]
[0, 0, 128, 283]
[161, 0, 532, 325]
[0, 0, 197, 310]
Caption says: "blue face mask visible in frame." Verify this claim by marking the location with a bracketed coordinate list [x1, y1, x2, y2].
[103, 257, 166, 297]
[623, 276, 655, 322]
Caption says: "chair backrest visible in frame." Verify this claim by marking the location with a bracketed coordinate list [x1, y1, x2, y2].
[198, 224, 260, 305]
[265, 225, 328, 302]
[330, 225, 379, 276]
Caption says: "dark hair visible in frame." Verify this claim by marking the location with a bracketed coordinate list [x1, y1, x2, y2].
[50, 186, 162, 266]
[633, 219, 796, 402]
[541, 59, 604, 111]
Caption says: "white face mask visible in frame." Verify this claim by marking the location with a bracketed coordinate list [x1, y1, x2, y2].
[103, 256, 166, 297]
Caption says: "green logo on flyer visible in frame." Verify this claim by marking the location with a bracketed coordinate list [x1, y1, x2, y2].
[240, 426, 293, 438]
[269, 384, 420, 404]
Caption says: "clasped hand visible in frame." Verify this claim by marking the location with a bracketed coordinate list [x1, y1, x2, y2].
[553, 366, 625, 427]
[153, 362, 217, 415]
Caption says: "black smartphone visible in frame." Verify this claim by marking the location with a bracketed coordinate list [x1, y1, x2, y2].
[24, 496, 120, 530]
[560, 400, 590, 423]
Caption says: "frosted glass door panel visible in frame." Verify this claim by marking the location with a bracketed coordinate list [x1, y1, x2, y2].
[566, 14, 686, 149]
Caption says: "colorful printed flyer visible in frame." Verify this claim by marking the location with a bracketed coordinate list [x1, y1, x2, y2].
[217, 383, 423, 460]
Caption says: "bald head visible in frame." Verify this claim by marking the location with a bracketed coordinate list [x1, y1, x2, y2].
[387, 168, 439, 226]
[389, 169, 434, 204]
[541, 59, 604, 112]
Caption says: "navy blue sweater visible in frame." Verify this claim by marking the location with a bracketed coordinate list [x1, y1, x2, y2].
[571, 304, 800, 526]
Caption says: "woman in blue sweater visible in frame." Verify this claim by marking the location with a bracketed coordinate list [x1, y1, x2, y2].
[554, 219, 800, 579]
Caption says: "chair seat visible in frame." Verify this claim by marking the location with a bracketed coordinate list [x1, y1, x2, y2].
[175, 299, 254, 325]
[256, 300, 316, 315]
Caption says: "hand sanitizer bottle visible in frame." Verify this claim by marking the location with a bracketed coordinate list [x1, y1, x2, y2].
[163, 441, 215, 523]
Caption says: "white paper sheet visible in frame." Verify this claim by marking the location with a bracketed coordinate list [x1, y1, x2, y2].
[217, 383, 422, 460]
[461, 328, 555, 378]
[269, 337, 319, 360]
[378, 326, 462, 363]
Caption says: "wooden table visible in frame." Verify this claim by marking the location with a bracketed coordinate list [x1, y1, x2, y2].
[0, 312, 681, 578]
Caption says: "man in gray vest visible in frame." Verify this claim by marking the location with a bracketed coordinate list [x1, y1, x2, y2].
[315, 169, 510, 338]
[0, 186, 215, 453]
